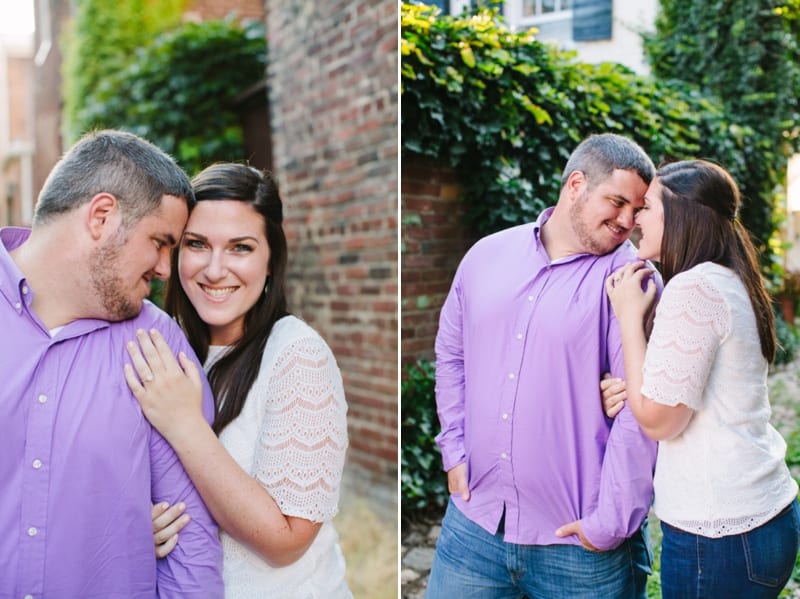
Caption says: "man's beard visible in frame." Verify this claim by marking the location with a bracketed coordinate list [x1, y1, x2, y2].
[569, 191, 618, 256]
[88, 231, 141, 321]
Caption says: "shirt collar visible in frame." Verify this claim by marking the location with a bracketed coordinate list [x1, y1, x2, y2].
[0, 227, 32, 311]
[0, 226, 112, 337]
[532, 206, 555, 252]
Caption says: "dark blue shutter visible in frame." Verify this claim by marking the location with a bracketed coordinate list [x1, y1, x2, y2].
[572, 0, 612, 41]
[426, 0, 450, 13]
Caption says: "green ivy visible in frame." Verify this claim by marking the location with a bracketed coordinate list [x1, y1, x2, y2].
[775, 308, 800, 366]
[401, 3, 784, 266]
[61, 0, 186, 144]
[76, 17, 267, 176]
[644, 0, 800, 272]
[401, 360, 448, 515]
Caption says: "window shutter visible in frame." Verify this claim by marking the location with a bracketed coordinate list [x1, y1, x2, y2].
[426, 0, 450, 13]
[572, 0, 612, 41]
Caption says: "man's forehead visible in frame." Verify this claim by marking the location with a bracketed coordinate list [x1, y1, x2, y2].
[603, 170, 648, 203]
[138, 199, 187, 234]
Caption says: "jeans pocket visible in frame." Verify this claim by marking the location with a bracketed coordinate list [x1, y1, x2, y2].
[742, 503, 800, 587]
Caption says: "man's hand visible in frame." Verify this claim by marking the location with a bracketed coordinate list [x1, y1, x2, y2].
[447, 462, 470, 501]
[555, 519, 600, 552]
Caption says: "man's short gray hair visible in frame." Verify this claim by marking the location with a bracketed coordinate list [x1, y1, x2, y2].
[561, 133, 655, 190]
[33, 129, 194, 227]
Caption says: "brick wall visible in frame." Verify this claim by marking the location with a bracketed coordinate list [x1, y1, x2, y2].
[401, 156, 473, 370]
[32, 1, 68, 215]
[2, 39, 34, 226]
[265, 0, 398, 495]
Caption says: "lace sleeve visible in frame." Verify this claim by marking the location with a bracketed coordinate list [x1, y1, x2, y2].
[641, 270, 730, 409]
[253, 335, 348, 522]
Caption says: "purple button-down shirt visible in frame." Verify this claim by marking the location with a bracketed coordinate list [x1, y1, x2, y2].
[435, 209, 658, 550]
[0, 227, 223, 598]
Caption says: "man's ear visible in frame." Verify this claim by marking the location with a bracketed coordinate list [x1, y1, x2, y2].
[86, 193, 122, 240]
[565, 170, 586, 200]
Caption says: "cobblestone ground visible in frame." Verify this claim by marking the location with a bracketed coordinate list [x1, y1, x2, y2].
[401, 358, 800, 599]
[400, 512, 441, 599]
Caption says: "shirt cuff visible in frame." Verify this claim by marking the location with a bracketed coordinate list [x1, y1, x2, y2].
[438, 443, 465, 473]
[580, 511, 630, 551]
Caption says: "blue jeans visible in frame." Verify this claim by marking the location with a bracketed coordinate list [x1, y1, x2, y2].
[660, 499, 800, 598]
[425, 499, 652, 599]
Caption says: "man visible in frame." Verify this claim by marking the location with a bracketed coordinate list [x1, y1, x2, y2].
[0, 130, 223, 597]
[427, 134, 659, 598]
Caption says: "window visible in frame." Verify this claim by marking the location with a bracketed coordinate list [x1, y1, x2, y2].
[506, 0, 574, 40]
[572, 0, 612, 41]
[424, 0, 449, 12]
[506, 0, 611, 42]
[521, 0, 572, 17]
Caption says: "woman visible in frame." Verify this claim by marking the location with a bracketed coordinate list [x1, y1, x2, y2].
[124, 163, 352, 597]
[604, 159, 799, 598]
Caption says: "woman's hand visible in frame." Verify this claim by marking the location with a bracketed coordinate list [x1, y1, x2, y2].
[600, 373, 626, 418]
[124, 328, 205, 439]
[605, 261, 657, 326]
[152, 501, 191, 558]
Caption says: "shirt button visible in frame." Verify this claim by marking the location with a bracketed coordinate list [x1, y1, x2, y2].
[22, 285, 29, 294]
[508, 373, 515, 379]
[14, 302, 21, 310]
[37, 394, 47, 404]
[502, 413, 508, 420]
[32, 459, 42, 469]
[528, 295, 534, 302]
[501, 452, 508, 459]
[27, 526, 37, 537]
[24, 595, 34, 599]
[516, 333, 523, 340]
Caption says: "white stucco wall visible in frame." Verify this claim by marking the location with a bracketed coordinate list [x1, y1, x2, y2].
[502, 0, 659, 75]
[570, 0, 658, 74]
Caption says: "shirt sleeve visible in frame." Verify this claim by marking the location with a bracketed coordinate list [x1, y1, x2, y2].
[150, 323, 224, 597]
[434, 267, 467, 472]
[581, 266, 659, 551]
[253, 335, 348, 522]
[641, 271, 728, 409]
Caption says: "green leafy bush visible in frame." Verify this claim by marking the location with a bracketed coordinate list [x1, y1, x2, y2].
[76, 17, 267, 175]
[61, 0, 186, 143]
[775, 308, 800, 367]
[401, 2, 782, 266]
[401, 360, 448, 515]
[644, 0, 800, 281]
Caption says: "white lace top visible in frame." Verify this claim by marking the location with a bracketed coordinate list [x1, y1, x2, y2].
[207, 315, 352, 598]
[642, 262, 797, 537]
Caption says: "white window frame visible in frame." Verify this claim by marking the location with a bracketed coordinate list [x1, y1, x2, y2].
[504, 0, 574, 32]
[449, 0, 473, 16]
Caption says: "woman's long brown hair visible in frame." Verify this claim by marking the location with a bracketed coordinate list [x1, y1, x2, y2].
[164, 163, 289, 434]
[655, 160, 775, 362]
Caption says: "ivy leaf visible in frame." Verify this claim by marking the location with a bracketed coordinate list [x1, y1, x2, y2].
[460, 42, 476, 68]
